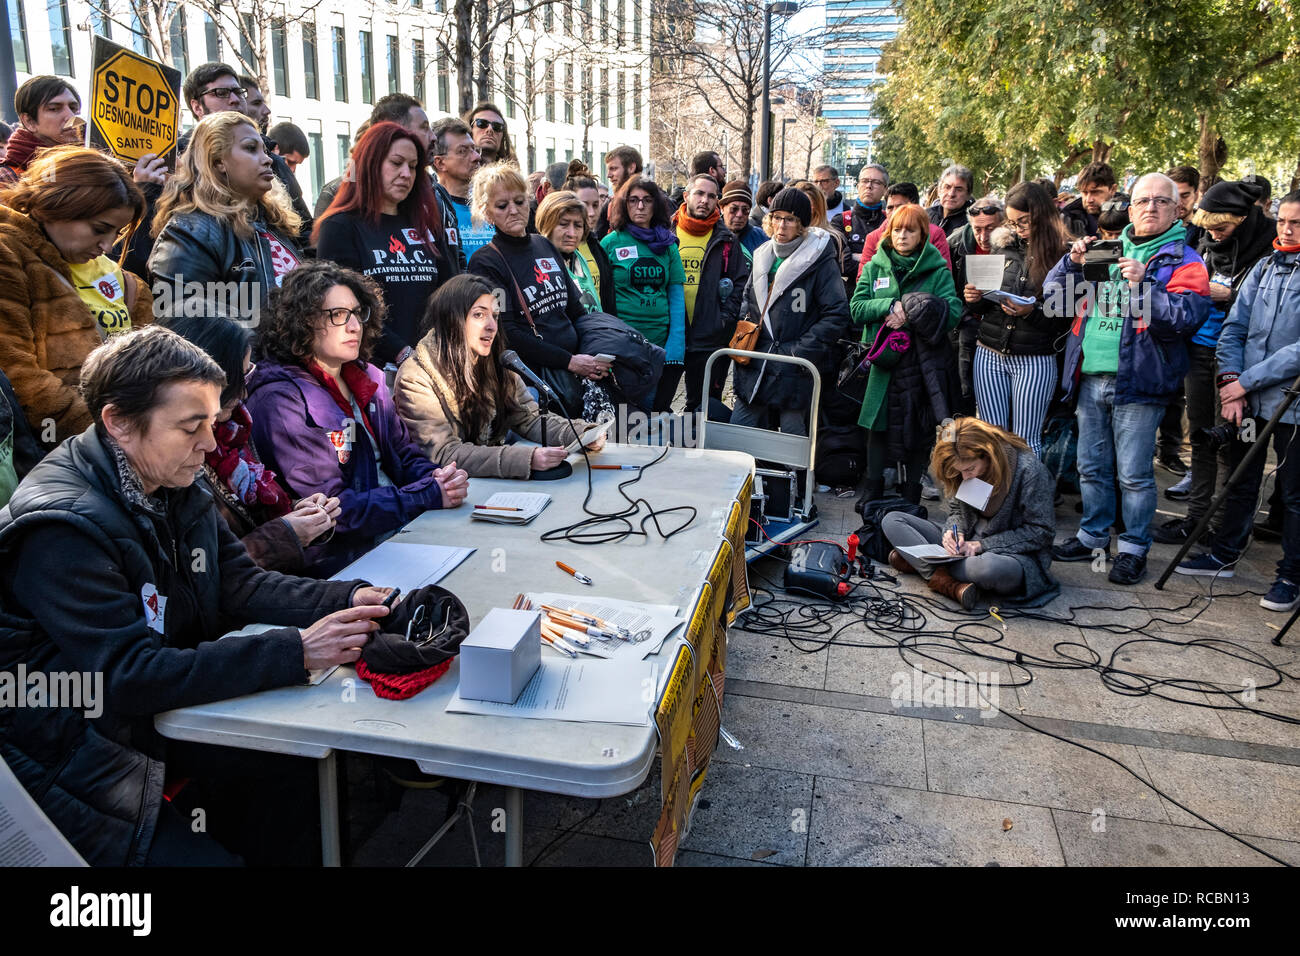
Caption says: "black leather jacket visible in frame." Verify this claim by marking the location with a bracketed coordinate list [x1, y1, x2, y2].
[148, 210, 303, 312]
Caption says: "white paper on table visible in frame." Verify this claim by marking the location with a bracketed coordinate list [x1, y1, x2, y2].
[955, 476, 994, 510]
[446, 658, 659, 725]
[527, 591, 684, 660]
[0, 757, 86, 865]
[965, 254, 1006, 291]
[469, 491, 551, 523]
[896, 544, 963, 564]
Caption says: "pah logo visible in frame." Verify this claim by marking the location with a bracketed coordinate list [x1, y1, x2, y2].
[96, 274, 123, 300]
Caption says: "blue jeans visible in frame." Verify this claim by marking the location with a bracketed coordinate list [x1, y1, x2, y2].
[1074, 374, 1165, 555]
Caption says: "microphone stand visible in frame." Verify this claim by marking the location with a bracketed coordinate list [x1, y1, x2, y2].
[1154, 369, 1300, 647]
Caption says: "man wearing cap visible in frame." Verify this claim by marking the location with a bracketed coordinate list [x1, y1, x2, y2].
[1154, 179, 1278, 545]
[673, 173, 750, 413]
[721, 180, 765, 254]
[832, 164, 889, 289]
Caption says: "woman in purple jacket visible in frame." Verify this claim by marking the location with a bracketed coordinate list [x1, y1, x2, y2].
[246, 261, 469, 575]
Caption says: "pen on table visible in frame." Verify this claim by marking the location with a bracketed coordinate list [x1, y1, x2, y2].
[590, 464, 641, 471]
[555, 560, 593, 585]
[475, 504, 523, 511]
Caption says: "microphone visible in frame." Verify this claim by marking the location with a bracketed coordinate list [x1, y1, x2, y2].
[499, 349, 558, 401]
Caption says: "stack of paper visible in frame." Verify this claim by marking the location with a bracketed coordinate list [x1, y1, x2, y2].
[470, 491, 552, 524]
[446, 658, 659, 725]
[526, 592, 684, 660]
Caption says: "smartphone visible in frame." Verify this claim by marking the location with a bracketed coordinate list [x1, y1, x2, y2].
[594, 353, 616, 364]
[381, 588, 402, 609]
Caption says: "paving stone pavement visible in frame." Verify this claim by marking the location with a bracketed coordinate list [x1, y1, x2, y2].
[348, 452, 1300, 866]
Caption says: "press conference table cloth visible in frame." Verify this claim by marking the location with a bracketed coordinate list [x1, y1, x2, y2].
[155, 444, 754, 864]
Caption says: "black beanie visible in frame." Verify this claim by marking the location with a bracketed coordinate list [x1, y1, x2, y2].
[1199, 180, 1264, 216]
[770, 187, 812, 227]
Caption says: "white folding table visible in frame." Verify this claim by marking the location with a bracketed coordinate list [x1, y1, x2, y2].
[155, 444, 753, 866]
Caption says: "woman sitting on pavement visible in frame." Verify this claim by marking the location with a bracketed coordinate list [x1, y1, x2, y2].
[0, 145, 151, 444]
[163, 314, 342, 573]
[245, 261, 468, 576]
[0, 326, 397, 865]
[883, 416, 1059, 609]
[394, 274, 603, 479]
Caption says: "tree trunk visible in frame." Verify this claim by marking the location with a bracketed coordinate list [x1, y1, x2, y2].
[455, 0, 475, 114]
[1291, 155, 1300, 193]
[1198, 111, 1227, 188]
[1091, 138, 1112, 165]
[740, 97, 755, 182]
[475, 0, 492, 103]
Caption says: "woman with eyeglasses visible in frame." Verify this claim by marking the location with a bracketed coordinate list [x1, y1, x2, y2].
[395, 275, 602, 479]
[0, 145, 151, 445]
[601, 174, 686, 410]
[149, 112, 303, 312]
[467, 163, 610, 417]
[162, 313, 342, 572]
[245, 261, 469, 576]
[792, 179, 850, 279]
[315, 122, 445, 367]
[964, 181, 1070, 458]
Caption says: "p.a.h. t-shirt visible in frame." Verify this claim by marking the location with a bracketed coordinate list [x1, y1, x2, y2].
[315, 210, 440, 364]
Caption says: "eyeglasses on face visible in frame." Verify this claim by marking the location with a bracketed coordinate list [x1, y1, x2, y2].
[969, 205, 1003, 216]
[770, 214, 799, 225]
[1006, 215, 1031, 231]
[472, 117, 505, 133]
[626, 195, 653, 207]
[859, 178, 886, 188]
[319, 306, 371, 326]
[201, 86, 247, 100]
[813, 177, 835, 186]
[1132, 197, 1175, 209]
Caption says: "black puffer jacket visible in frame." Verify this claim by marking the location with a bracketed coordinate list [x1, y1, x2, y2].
[975, 227, 1068, 356]
[883, 292, 960, 461]
[734, 228, 850, 409]
[148, 209, 303, 311]
[681, 221, 750, 354]
[0, 428, 359, 865]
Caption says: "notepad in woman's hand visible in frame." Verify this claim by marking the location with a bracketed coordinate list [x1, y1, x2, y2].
[470, 491, 552, 524]
[896, 544, 963, 564]
[955, 477, 994, 510]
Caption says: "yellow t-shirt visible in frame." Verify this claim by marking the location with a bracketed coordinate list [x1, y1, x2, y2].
[675, 224, 710, 321]
[579, 239, 602, 292]
[68, 256, 132, 338]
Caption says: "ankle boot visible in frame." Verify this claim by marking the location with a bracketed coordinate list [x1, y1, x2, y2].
[888, 549, 918, 574]
[927, 567, 978, 609]
[900, 480, 923, 505]
[856, 478, 885, 515]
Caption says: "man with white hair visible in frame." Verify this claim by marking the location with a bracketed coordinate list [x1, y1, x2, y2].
[1047, 172, 1212, 584]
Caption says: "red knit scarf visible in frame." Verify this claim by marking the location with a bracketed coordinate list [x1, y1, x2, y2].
[306, 360, 379, 434]
[2, 127, 52, 172]
[206, 402, 293, 516]
[674, 206, 721, 237]
[355, 658, 453, 700]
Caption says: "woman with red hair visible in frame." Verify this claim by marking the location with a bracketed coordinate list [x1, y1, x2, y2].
[851, 202, 963, 506]
[315, 121, 445, 366]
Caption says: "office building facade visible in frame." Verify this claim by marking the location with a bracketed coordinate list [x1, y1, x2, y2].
[823, 0, 900, 166]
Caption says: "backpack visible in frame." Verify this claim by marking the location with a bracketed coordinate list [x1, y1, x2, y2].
[853, 495, 928, 564]
[814, 423, 866, 488]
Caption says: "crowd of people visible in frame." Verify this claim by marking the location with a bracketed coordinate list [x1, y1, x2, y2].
[0, 59, 1297, 866]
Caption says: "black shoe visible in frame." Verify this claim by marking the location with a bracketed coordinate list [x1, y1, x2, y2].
[1158, 454, 1189, 476]
[1052, 537, 1101, 562]
[1108, 552, 1147, 585]
[1254, 521, 1283, 543]
[1152, 516, 1215, 546]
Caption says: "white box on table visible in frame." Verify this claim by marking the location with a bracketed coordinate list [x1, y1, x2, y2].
[458, 608, 542, 703]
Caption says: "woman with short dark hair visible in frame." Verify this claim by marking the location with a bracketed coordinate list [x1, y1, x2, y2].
[0, 325, 398, 865]
[163, 314, 341, 572]
[245, 261, 468, 575]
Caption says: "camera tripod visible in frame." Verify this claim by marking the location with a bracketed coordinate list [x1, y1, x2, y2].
[1154, 369, 1300, 646]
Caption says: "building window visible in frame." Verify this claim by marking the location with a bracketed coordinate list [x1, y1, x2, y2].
[544, 60, 554, 122]
[48, 0, 74, 75]
[303, 22, 320, 99]
[437, 51, 450, 114]
[504, 51, 515, 118]
[599, 0, 608, 43]
[387, 35, 400, 94]
[615, 0, 625, 44]
[544, 2, 553, 30]
[412, 37, 425, 102]
[581, 66, 592, 122]
[8, 0, 28, 75]
[633, 0, 642, 43]
[240, 13, 255, 72]
[130, 13, 148, 55]
[616, 72, 625, 128]
[204, 13, 220, 63]
[169, 9, 189, 77]
[332, 26, 348, 101]
[90, 3, 110, 40]
[632, 73, 641, 130]
[308, 131, 324, 202]
[272, 19, 289, 97]
[579, 0, 590, 41]
[564, 63, 573, 124]
[545, 138, 555, 167]
[359, 30, 374, 105]
[599, 71, 608, 126]
[337, 133, 350, 179]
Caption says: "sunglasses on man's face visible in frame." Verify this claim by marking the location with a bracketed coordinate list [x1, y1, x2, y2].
[473, 118, 505, 133]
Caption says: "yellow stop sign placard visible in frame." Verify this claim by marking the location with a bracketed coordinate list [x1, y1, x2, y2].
[90, 40, 180, 164]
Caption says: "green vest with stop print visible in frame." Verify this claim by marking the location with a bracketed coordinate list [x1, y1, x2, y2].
[600, 230, 686, 345]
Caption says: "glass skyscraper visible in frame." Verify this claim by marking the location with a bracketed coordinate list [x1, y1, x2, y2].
[823, 0, 901, 165]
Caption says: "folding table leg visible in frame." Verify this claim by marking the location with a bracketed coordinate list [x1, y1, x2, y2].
[318, 752, 341, 867]
[505, 787, 523, 867]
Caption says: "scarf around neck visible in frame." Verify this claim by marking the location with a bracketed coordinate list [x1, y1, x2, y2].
[1094, 221, 1186, 321]
[1274, 238, 1300, 254]
[857, 199, 883, 212]
[3, 127, 53, 171]
[207, 402, 293, 516]
[306, 359, 379, 434]
[101, 432, 166, 518]
[773, 232, 806, 258]
[674, 206, 720, 237]
[628, 223, 676, 255]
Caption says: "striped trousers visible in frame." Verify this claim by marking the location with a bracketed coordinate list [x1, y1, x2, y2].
[973, 345, 1057, 458]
